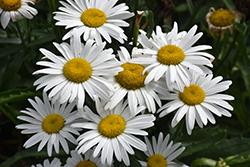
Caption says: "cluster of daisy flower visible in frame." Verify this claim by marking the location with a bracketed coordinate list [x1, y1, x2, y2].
[5, 0, 235, 166]
[0, 0, 37, 28]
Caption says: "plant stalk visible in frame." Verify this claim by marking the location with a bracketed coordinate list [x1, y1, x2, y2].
[48, 0, 62, 42]
[15, 22, 28, 52]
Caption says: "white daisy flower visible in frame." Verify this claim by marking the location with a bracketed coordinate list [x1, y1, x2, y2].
[65, 149, 110, 167]
[31, 157, 61, 167]
[133, 22, 214, 92]
[105, 46, 163, 114]
[33, 29, 122, 109]
[16, 92, 81, 156]
[53, 0, 134, 44]
[157, 72, 234, 135]
[0, 0, 37, 29]
[72, 99, 156, 166]
[139, 132, 186, 167]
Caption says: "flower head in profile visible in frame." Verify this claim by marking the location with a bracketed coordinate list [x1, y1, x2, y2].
[16, 92, 81, 156]
[157, 72, 234, 135]
[33, 29, 122, 109]
[139, 132, 186, 167]
[133, 22, 214, 92]
[0, 0, 37, 28]
[206, 7, 243, 37]
[105, 46, 163, 114]
[31, 157, 61, 167]
[72, 99, 155, 166]
[65, 149, 110, 167]
[54, 0, 134, 44]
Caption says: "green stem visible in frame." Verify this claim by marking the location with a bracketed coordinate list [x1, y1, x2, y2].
[185, 0, 204, 29]
[171, 119, 184, 141]
[48, 0, 62, 42]
[186, 0, 194, 15]
[214, 31, 239, 74]
[231, 47, 241, 68]
[133, 0, 138, 14]
[133, 25, 139, 47]
[48, 0, 55, 10]
[133, 11, 144, 48]
[15, 22, 28, 52]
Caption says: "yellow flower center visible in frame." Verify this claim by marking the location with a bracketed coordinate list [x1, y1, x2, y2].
[209, 9, 235, 27]
[63, 58, 92, 83]
[157, 45, 185, 65]
[42, 114, 65, 134]
[76, 160, 97, 167]
[81, 8, 107, 28]
[179, 84, 205, 106]
[115, 63, 147, 90]
[147, 154, 167, 167]
[0, 0, 21, 11]
[98, 114, 126, 138]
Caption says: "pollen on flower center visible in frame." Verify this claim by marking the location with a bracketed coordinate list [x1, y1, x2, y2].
[76, 160, 97, 167]
[63, 58, 92, 83]
[209, 9, 235, 27]
[115, 63, 147, 90]
[147, 154, 167, 167]
[0, 0, 21, 11]
[42, 114, 65, 134]
[81, 8, 107, 28]
[179, 84, 205, 106]
[157, 45, 185, 65]
[98, 114, 126, 138]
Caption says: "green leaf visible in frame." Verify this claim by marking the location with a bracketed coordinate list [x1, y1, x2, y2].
[226, 155, 250, 166]
[191, 158, 217, 167]
[186, 0, 194, 14]
[0, 87, 41, 105]
[146, 10, 154, 38]
[237, 55, 250, 99]
[129, 154, 142, 167]
[192, 138, 250, 160]
[0, 37, 21, 44]
[229, 79, 249, 129]
[179, 130, 227, 158]
[0, 104, 19, 124]
[223, 0, 236, 10]
[0, 29, 7, 38]
[0, 147, 66, 167]
[0, 45, 23, 58]
[191, 155, 250, 167]
[27, 34, 56, 47]
[31, 29, 51, 36]
[231, 156, 250, 167]
[174, 3, 188, 12]
[0, 51, 26, 90]
[233, 22, 247, 35]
